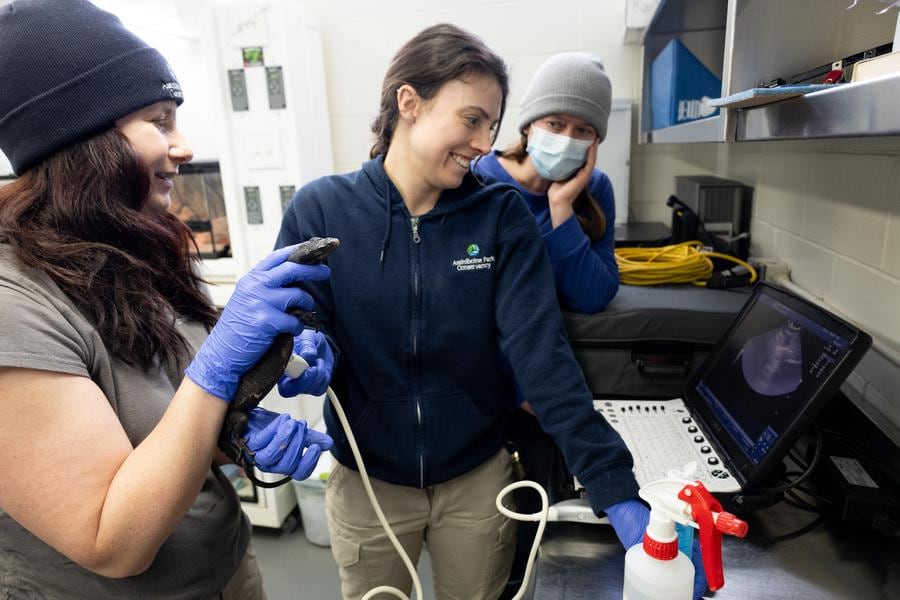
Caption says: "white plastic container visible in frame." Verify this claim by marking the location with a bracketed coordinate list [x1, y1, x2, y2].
[623, 477, 749, 599]
[292, 477, 330, 546]
[624, 477, 695, 600]
[291, 420, 332, 546]
[623, 540, 693, 600]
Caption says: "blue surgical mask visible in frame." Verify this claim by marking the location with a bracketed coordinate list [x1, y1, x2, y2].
[526, 127, 593, 181]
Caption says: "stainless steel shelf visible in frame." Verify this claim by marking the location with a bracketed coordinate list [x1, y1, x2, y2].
[644, 115, 724, 143]
[735, 73, 900, 141]
[641, 0, 897, 144]
[642, 0, 728, 39]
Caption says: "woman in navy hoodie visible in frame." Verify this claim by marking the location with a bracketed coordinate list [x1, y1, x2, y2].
[277, 24, 702, 600]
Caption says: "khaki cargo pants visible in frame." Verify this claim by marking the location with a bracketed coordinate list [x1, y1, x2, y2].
[324, 449, 517, 600]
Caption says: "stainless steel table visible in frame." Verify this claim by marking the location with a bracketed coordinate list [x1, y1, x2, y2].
[531, 502, 900, 599]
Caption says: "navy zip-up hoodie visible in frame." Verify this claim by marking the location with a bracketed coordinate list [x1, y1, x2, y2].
[276, 156, 638, 514]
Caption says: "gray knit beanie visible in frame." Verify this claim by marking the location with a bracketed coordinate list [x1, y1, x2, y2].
[0, 0, 184, 175]
[517, 52, 612, 141]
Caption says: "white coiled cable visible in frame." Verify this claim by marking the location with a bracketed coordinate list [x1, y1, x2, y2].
[325, 385, 550, 600]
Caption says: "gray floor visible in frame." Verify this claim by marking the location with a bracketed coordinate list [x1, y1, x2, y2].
[252, 513, 435, 600]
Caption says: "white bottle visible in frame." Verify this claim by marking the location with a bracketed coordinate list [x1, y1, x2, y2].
[622, 479, 696, 600]
[622, 501, 693, 600]
[623, 478, 748, 600]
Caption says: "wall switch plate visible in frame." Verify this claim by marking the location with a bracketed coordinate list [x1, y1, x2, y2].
[228, 69, 249, 111]
[244, 186, 263, 224]
[280, 185, 296, 213]
[267, 66, 286, 109]
[244, 128, 284, 170]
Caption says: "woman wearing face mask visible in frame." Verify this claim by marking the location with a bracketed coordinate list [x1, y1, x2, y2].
[473, 52, 618, 315]
[0, 1, 333, 597]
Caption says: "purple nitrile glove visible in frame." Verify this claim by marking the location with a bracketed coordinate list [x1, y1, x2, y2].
[185, 244, 330, 402]
[277, 329, 334, 397]
[243, 407, 334, 480]
[605, 498, 709, 600]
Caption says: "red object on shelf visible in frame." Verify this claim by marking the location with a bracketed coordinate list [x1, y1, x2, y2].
[822, 69, 844, 84]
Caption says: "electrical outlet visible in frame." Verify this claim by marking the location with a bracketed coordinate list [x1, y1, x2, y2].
[753, 258, 790, 283]
[244, 127, 284, 170]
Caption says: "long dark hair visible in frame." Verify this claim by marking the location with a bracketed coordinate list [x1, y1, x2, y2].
[501, 133, 607, 242]
[370, 23, 510, 158]
[0, 128, 218, 370]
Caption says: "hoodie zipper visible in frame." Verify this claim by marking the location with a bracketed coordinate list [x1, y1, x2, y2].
[410, 216, 424, 487]
[410, 217, 421, 356]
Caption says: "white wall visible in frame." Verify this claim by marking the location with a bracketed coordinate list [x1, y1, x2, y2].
[296, 0, 641, 174]
[0, 152, 11, 177]
[92, 0, 223, 162]
[0, 1, 223, 170]
[3, 1, 638, 184]
[630, 138, 900, 349]
[630, 137, 900, 439]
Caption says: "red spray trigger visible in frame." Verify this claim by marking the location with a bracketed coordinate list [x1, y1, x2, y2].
[678, 482, 747, 592]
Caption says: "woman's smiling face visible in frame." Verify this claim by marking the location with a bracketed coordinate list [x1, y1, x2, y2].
[404, 73, 503, 193]
[115, 100, 193, 214]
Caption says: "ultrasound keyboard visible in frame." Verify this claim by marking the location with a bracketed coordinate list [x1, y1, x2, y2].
[594, 399, 740, 493]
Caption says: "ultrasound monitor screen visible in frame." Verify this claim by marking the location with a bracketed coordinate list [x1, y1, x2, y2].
[694, 291, 853, 464]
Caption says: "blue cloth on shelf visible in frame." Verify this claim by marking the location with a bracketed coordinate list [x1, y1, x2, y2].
[707, 84, 833, 109]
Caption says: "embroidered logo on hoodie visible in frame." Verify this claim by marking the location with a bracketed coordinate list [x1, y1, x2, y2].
[453, 244, 495, 271]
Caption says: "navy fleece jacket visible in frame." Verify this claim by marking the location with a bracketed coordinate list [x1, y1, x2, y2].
[473, 151, 619, 313]
[276, 156, 638, 514]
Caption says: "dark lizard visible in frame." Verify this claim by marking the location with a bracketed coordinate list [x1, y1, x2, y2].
[219, 237, 340, 488]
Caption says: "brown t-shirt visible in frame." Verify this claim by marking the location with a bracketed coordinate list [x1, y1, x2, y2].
[0, 245, 249, 599]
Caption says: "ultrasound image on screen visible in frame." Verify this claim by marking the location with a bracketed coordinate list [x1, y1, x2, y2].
[741, 322, 803, 396]
[695, 293, 851, 464]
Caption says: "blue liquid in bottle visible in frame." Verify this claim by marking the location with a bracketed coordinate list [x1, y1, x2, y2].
[675, 522, 694, 557]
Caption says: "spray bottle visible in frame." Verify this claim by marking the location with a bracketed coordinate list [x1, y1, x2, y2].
[623, 479, 748, 600]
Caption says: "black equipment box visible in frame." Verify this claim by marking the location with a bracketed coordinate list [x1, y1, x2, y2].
[674, 175, 753, 260]
[563, 284, 751, 398]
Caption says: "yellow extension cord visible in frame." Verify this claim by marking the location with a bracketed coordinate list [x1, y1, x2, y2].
[615, 240, 758, 287]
